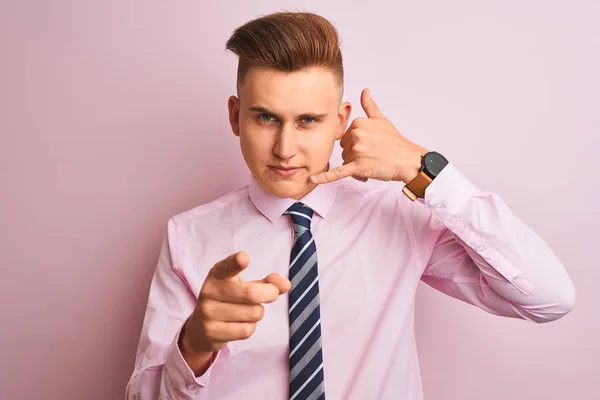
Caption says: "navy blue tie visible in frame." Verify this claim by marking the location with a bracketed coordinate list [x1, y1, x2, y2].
[284, 202, 326, 400]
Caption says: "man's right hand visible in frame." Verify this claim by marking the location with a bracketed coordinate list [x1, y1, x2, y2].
[180, 251, 291, 375]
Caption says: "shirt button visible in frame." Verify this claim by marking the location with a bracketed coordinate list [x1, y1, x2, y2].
[187, 383, 197, 390]
[433, 202, 444, 211]
[476, 244, 486, 253]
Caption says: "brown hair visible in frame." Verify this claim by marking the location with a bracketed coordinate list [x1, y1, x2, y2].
[225, 11, 344, 91]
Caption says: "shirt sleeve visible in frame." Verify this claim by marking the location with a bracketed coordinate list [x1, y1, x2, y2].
[125, 218, 221, 399]
[413, 163, 576, 323]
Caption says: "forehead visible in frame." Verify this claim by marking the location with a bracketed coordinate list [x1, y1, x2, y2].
[239, 67, 341, 112]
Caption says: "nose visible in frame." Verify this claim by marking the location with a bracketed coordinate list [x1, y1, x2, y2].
[273, 123, 297, 160]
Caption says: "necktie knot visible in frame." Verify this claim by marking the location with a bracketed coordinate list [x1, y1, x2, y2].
[285, 202, 314, 232]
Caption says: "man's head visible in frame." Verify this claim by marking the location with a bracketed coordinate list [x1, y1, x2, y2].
[225, 12, 352, 200]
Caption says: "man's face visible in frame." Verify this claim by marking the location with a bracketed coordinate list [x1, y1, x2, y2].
[228, 66, 351, 200]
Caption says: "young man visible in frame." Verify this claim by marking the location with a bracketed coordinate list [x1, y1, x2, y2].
[126, 11, 575, 400]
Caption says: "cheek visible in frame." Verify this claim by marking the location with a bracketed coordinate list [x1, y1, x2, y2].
[239, 123, 274, 155]
[303, 130, 336, 159]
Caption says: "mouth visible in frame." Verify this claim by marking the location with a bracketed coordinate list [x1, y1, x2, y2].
[268, 165, 304, 176]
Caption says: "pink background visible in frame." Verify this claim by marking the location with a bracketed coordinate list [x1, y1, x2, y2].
[1, 1, 598, 399]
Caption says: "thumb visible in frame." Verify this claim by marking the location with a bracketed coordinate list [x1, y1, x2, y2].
[361, 88, 385, 118]
[210, 251, 249, 280]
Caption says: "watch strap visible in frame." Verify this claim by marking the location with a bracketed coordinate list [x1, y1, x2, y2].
[402, 171, 433, 201]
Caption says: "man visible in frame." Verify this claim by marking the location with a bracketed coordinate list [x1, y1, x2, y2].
[126, 11, 575, 400]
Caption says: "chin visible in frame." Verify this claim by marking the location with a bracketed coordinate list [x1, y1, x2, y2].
[261, 179, 310, 199]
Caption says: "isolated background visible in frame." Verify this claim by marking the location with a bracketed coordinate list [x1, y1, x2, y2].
[1, 1, 598, 399]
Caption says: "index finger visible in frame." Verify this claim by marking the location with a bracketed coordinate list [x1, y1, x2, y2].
[209, 251, 249, 280]
[210, 280, 281, 304]
[310, 163, 359, 184]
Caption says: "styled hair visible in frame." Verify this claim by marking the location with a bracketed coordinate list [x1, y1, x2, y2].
[225, 11, 344, 91]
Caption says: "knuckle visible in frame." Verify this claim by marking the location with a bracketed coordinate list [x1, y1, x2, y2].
[252, 305, 265, 321]
[198, 287, 210, 301]
[239, 323, 256, 339]
[354, 117, 367, 127]
[242, 285, 258, 303]
[352, 129, 363, 142]
[199, 283, 216, 300]
[333, 167, 344, 178]
[198, 301, 213, 318]
[202, 320, 217, 339]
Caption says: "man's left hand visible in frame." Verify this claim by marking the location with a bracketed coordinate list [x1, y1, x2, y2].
[310, 88, 428, 185]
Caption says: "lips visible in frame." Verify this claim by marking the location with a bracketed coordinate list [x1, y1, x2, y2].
[269, 165, 303, 176]
[271, 165, 301, 170]
[273, 166, 299, 170]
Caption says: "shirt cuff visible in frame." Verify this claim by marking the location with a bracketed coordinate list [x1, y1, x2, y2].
[164, 324, 221, 393]
[420, 163, 478, 213]
[420, 163, 533, 294]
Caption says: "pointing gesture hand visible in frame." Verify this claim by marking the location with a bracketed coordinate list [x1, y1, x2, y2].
[310, 88, 428, 185]
[180, 251, 291, 375]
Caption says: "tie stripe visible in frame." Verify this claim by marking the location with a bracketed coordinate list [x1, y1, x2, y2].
[290, 236, 314, 270]
[290, 252, 317, 290]
[289, 295, 319, 336]
[289, 318, 321, 357]
[289, 276, 319, 313]
[284, 202, 326, 400]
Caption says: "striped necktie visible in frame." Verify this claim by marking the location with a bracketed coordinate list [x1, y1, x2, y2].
[284, 202, 326, 400]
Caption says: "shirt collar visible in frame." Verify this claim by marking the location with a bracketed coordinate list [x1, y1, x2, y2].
[248, 174, 338, 223]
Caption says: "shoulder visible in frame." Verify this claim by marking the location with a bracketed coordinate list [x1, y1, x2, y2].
[169, 184, 251, 230]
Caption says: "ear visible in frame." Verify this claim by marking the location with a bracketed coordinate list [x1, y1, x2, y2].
[228, 95, 241, 137]
[335, 101, 352, 140]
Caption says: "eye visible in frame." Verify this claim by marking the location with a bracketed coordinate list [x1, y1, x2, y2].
[259, 114, 276, 122]
[300, 117, 317, 124]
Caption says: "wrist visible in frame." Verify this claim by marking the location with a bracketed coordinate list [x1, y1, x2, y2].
[401, 149, 427, 184]
[179, 319, 215, 376]
[401, 150, 449, 201]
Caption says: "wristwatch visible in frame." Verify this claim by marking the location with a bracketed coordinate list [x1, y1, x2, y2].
[402, 151, 449, 201]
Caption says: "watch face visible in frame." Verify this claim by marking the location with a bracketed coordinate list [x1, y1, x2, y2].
[422, 151, 449, 179]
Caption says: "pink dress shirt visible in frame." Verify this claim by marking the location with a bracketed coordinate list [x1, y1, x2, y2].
[125, 163, 575, 400]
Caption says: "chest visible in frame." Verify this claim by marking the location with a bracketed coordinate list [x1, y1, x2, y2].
[220, 210, 422, 347]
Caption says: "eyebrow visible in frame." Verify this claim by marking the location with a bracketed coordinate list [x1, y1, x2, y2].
[248, 106, 328, 120]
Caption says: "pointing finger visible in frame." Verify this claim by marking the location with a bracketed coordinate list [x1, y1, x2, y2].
[261, 273, 291, 295]
[310, 163, 360, 184]
[205, 280, 280, 304]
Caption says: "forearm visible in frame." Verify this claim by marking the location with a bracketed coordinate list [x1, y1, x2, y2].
[420, 164, 576, 322]
[431, 221, 575, 322]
